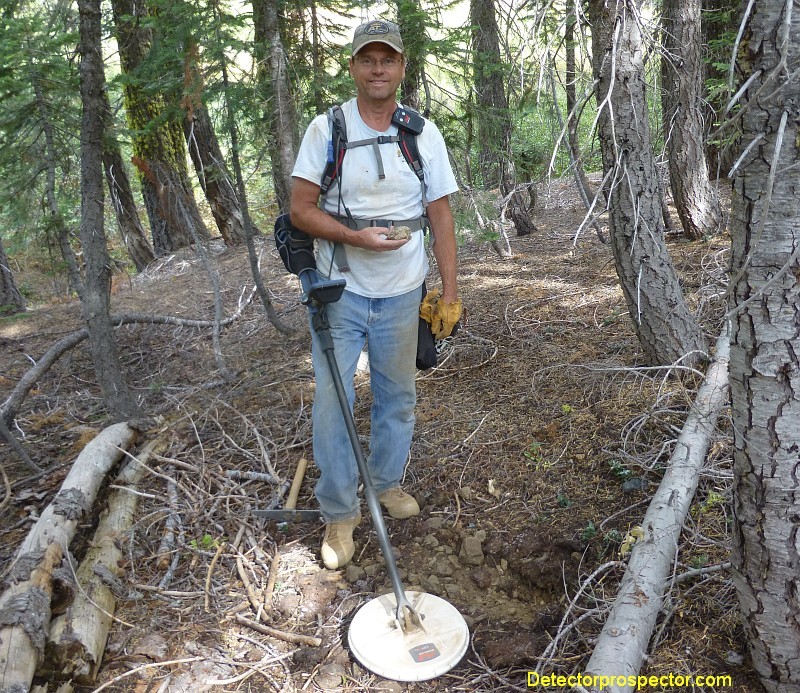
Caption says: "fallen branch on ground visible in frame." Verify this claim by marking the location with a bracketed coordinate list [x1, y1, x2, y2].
[1, 303, 256, 428]
[0, 422, 138, 691]
[0, 541, 63, 692]
[45, 440, 156, 684]
[581, 327, 731, 692]
[234, 614, 322, 647]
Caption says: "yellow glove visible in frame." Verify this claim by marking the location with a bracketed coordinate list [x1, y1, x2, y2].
[419, 288, 440, 326]
[432, 297, 462, 338]
[420, 288, 462, 339]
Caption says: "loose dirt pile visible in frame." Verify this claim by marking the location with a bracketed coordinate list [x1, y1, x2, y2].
[0, 179, 757, 691]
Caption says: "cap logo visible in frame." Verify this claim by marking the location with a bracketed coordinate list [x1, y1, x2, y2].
[364, 21, 390, 35]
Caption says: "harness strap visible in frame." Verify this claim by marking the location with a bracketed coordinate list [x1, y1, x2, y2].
[329, 215, 428, 272]
[343, 135, 402, 181]
[332, 216, 426, 231]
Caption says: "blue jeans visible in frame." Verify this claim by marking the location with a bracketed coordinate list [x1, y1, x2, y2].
[310, 287, 420, 521]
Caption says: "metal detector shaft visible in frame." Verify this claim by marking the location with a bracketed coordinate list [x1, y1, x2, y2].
[309, 297, 419, 627]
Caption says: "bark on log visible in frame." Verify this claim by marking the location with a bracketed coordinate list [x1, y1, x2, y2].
[10, 423, 138, 563]
[0, 541, 63, 693]
[44, 441, 154, 683]
[0, 423, 137, 691]
[582, 328, 730, 692]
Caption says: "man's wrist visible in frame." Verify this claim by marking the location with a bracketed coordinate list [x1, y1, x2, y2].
[441, 289, 459, 304]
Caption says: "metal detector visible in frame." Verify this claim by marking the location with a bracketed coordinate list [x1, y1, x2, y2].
[298, 267, 469, 681]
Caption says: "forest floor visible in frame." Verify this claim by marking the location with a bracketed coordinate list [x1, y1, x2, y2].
[0, 178, 760, 692]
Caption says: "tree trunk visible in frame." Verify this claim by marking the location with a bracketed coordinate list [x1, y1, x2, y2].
[31, 57, 84, 298]
[219, 58, 294, 335]
[0, 235, 25, 315]
[661, 0, 722, 240]
[470, 0, 508, 190]
[565, 12, 594, 200]
[397, 0, 425, 112]
[309, 2, 324, 115]
[102, 93, 155, 271]
[183, 103, 246, 246]
[182, 44, 247, 246]
[252, 0, 298, 214]
[78, 0, 140, 421]
[110, 0, 206, 255]
[701, 0, 738, 175]
[728, 0, 800, 689]
[102, 146, 156, 272]
[588, 0, 705, 367]
[470, 0, 533, 236]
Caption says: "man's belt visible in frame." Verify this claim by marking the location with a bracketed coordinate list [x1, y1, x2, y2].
[331, 215, 427, 232]
[328, 215, 427, 272]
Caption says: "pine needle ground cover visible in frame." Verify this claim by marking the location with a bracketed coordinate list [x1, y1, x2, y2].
[0, 178, 756, 691]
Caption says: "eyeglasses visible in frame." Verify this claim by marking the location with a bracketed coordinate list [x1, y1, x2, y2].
[354, 56, 401, 68]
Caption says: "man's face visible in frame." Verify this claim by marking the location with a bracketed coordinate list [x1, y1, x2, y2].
[349, 44, 406, 103]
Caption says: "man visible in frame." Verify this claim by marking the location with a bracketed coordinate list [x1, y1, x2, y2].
[289, 18, 461, 570]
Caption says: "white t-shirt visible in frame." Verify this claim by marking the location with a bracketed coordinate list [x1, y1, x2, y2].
[291, 98, 458, 298]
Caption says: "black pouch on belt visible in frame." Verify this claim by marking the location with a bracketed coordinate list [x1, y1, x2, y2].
[274, 213, 316, 276]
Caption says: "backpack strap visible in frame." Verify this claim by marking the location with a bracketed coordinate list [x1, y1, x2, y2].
[319, 104, 429, 272]
[320, 105, 347, 195]
[397, 127, 427, 211]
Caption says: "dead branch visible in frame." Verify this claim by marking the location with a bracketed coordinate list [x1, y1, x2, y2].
[156, 470, 179, 570]
[0, 423, 137, 690]
[582, 327, 731, 692]
[2, 328, 90, 427]
[9, 423, 138, 564]
[0, 412, 41, 472]
[234, 614, 322, 648]
[1, 306, 254, 430]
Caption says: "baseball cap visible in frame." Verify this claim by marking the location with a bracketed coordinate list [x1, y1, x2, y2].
[351, 19, 404, 56]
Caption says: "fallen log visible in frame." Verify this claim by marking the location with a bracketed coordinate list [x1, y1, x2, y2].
[582, 329, 731, 692]
[44, 440, 155, 684]
[0, 541, 63, 693]
[0, 422, 138, 692]
[11, 423, 138, 562]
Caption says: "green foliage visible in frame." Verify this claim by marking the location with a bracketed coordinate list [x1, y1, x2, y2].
[580, 520, 597, 541]
[608, 458, 634, 481]
[523, 441, 545, 467]
[604, 528, 623, 545]
[557, 492, 573, 508]
[0, 1, 81, 263]
[189, 533, 219, 550]
[699, 490, 726, 514]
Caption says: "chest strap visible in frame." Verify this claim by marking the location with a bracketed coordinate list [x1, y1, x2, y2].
[343, 136, 401, 181]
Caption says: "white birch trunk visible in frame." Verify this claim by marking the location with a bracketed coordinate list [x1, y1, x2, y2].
[583, 329, 730, 692]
